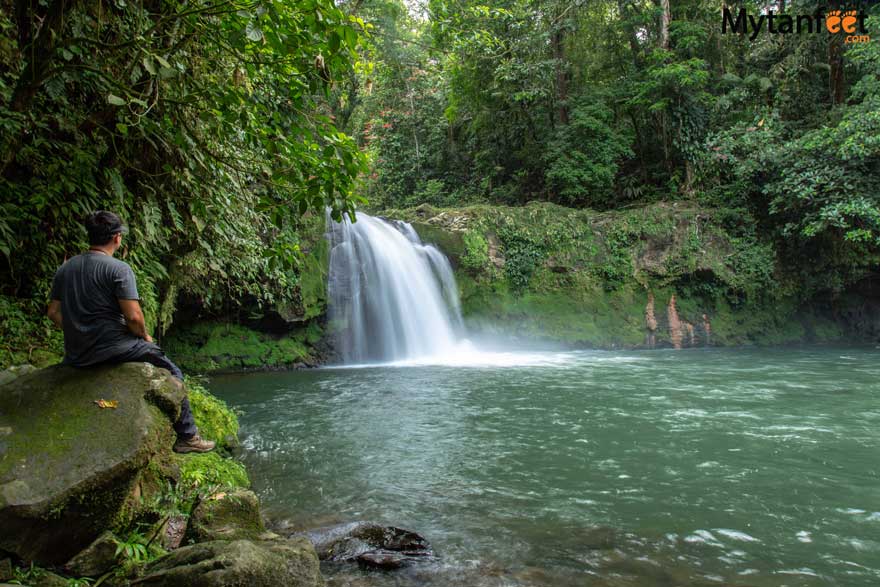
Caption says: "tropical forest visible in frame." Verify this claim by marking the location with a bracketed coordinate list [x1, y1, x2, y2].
[0, 0, 878, 585]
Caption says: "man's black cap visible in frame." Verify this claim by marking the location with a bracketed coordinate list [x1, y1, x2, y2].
[85, 211, 128, 245]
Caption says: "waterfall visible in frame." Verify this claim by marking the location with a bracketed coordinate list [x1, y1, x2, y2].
[326, 211, 465, 364]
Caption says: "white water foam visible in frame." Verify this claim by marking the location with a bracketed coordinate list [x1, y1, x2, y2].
[327, 211, 462, 363]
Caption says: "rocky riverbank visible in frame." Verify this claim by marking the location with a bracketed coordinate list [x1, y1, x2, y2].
[0, 363, 318, 586]
[0, 362, 436, 586]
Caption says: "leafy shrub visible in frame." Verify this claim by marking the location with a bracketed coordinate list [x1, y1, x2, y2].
[0, 295, 63, 369]
[497, 224, 546, 291]
[461, 230, 490, 272]
[177, 452, 250, 492]
[594, 226, 635, 288]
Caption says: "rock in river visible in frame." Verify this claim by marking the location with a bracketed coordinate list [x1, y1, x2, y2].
[293, 521, 434, 569]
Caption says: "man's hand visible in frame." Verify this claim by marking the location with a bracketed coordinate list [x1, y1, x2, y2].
[118, 299, 150, 341]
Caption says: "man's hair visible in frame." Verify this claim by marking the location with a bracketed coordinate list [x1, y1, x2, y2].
[84, 211, 126, 245]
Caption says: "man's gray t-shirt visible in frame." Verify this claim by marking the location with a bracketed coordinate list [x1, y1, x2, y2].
[50, 252, 148, 366]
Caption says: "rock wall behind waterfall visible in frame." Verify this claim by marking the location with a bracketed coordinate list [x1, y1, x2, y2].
[382, 203, 878, 349]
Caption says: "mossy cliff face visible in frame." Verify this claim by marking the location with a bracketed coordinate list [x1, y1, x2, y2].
[163, 212, 332, 375]
[273, 210, 331, 325]
[164, 321, 324, 374]
[385, 202, 854, 348]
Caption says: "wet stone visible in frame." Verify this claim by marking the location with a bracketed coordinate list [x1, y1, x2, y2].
[295, 521, 434, 568]
[356, 551, 408, 569]
[162, 515, 188, 550]
[581, 526, 618, 550]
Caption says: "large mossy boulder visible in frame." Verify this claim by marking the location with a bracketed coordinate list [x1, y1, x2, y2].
[0, 363, 184, 565]
[137, 538, 323, 587]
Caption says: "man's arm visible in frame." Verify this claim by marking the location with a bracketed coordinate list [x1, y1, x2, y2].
[47, 300, 63, 328]
[118, 299, 153, 343]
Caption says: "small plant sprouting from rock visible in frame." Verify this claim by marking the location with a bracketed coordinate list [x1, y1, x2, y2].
[114, 529, 153, 564]
[10, 562, 45, 585]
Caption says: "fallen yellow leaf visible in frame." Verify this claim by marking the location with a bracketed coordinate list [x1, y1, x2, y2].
[94, 399, 119, 409]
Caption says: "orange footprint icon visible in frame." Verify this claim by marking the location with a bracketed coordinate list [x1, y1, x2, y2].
[826, 9, 842, 33]
[842, 10, 858, 33]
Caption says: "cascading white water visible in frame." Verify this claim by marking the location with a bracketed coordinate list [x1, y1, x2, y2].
[327, 211, 465, 364]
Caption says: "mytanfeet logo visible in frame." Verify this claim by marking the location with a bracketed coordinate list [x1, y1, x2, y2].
[722, 6, 870, 43]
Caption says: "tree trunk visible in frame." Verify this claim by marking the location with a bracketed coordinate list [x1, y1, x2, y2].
[551, 28, 569, 125]
[829, 37, 845, 105]
[10, 0, 76, 112]
[659, 0, 670, 49]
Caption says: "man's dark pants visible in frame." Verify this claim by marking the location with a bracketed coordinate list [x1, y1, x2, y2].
[114, 342, 197, 439]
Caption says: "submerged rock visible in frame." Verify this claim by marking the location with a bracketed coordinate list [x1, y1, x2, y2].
[137, 537, 322, 587]
[356, 551, 409, 570]
[580, 526, 618, 550]
[294, 521, 433, 568]
[0, 363, 184, 565]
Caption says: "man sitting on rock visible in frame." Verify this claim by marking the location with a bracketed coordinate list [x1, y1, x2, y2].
[47, 210, 215, 454]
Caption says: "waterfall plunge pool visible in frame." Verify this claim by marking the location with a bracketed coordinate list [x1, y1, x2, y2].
[208, 346, 880, 587]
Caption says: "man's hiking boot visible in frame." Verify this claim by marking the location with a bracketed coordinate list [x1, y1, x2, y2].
[173, 434, 215, 454]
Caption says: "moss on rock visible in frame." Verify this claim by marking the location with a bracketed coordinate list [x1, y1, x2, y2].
[0, 363, 183, 565]
[186, 379, 239, 450]
[137, 537, 323, 587]
[187, 489, 265, 542]
[175, 452, 250, 493]
[164, 322, 321, 374]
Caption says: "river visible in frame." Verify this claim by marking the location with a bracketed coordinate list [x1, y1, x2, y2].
[209, 346, 880, 586]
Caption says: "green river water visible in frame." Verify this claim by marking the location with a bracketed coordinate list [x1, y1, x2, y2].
[209, 346, 880, 586]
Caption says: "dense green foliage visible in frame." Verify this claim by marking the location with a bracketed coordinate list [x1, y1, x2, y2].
[350, 0, 880, 296]
[2, 0, 879, 363]
[1, 0, 367, 357]
[0, 294, 62, 368]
